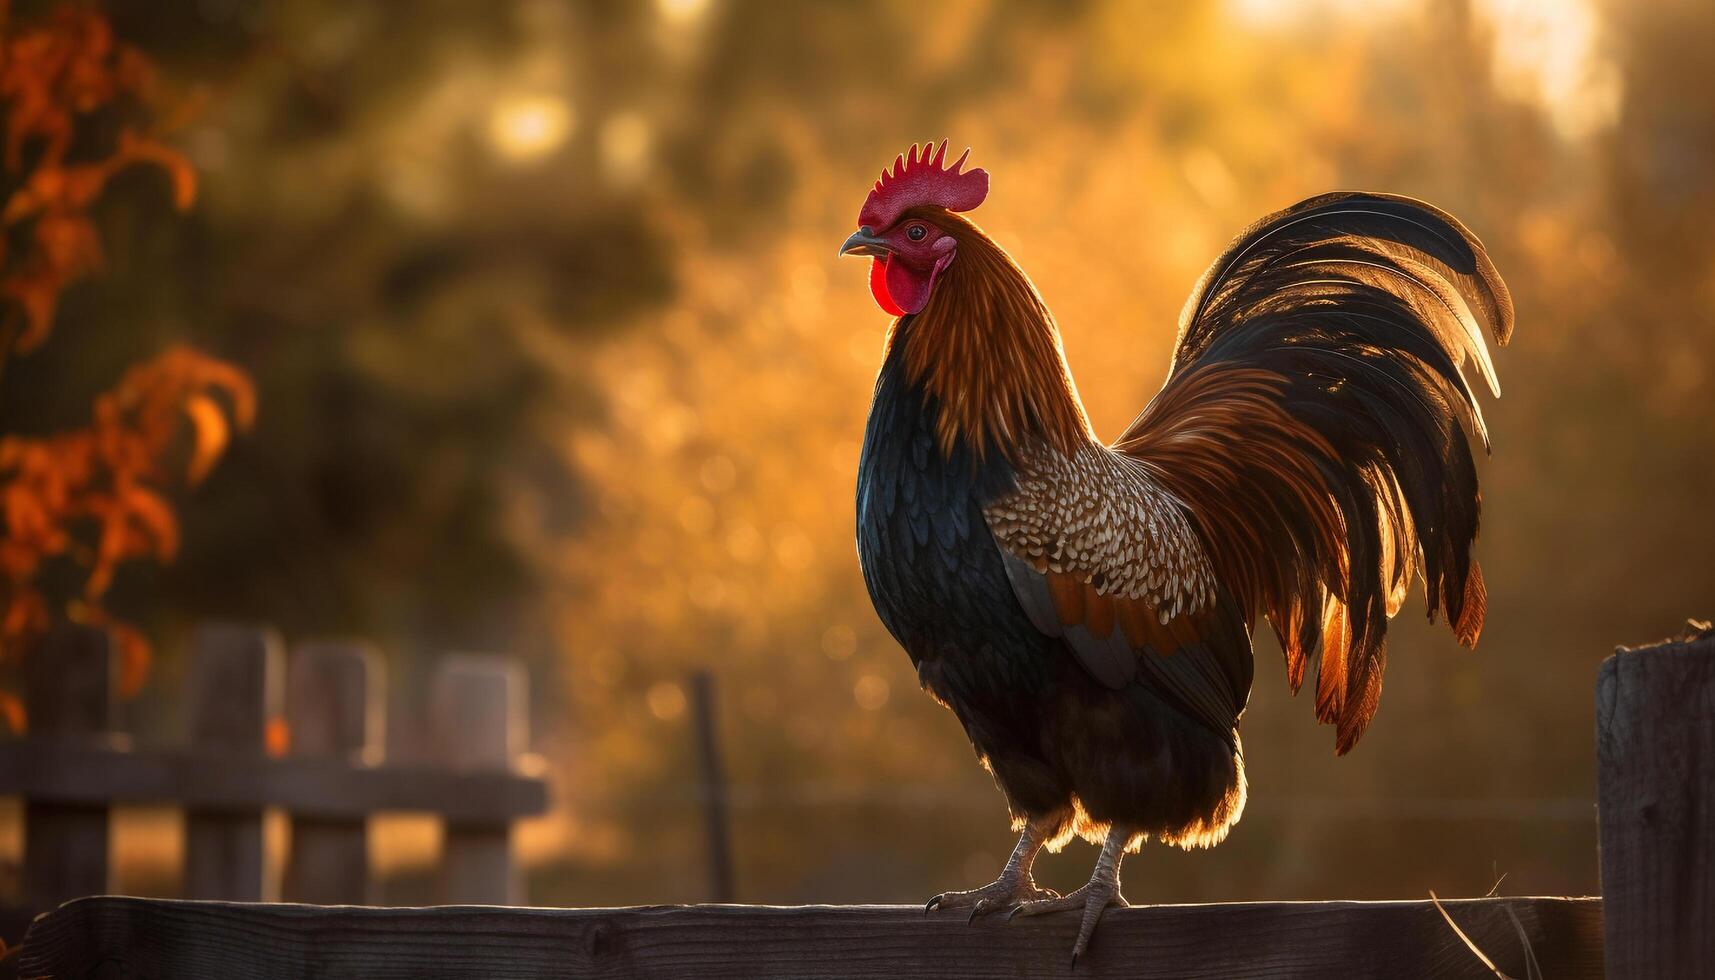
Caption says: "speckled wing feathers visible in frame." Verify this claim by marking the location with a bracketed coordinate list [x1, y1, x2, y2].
[985, 444, 1216, 616]
[985, 443, 1251, 738]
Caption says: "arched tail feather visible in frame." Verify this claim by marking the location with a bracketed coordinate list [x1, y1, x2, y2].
[1116, 192, 1509, 753]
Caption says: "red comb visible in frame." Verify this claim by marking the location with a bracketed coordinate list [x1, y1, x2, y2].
[857, 140, 989, 230]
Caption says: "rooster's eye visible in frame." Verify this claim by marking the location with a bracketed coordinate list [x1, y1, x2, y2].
[906, 224, 927, 242]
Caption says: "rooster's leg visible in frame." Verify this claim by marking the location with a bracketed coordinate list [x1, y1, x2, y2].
[1006, 825, 1131, 964]
[925, 819, 1060, 919]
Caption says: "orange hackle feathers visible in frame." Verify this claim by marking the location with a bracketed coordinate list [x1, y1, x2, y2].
[891, 208, 1091, 464]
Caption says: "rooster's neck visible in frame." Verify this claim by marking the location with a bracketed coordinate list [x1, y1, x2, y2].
[887, 217, 1092, 464]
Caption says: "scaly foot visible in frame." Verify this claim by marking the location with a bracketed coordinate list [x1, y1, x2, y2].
[926, 873, 1060, 921]
[1006, 827, 1131, 965]
[926, 820, 1060, 920]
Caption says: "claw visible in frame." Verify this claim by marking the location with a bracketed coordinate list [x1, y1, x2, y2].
[925, 877, 1057, 919]
[925, 823, 1059, 922]
[1005, 884, 1088, 921]
[1070, 881, 1125, 963]
[1007, 827, 1132, 963]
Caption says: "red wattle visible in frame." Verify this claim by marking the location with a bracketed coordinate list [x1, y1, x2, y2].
[869, 257, 906, 317]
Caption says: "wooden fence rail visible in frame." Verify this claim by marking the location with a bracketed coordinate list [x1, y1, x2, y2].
[14, 896, 1604, 979]
[0, 623, 548, 916]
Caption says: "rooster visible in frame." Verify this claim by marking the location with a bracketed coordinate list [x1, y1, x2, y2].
[840, 141, 1511, 962]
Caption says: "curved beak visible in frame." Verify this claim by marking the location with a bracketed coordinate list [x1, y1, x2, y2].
[839, 228, 891, 259]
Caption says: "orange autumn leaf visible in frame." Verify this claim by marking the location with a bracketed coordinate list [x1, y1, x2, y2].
[115, 131, 198, 211]
[3, 590, 47, 639]
[122, 484, 180, 561]
[2, 480, 51, 542]
[35, 209, 101, 266]
[0, 689, 24, 733]
[4, 345, 251, 653]
[0, 5, 201, 355]
[0, 5, 241, 723]
[109, 622, 151, 699]
[183, 394, 231, 485]
[206, 362, 256, 431]
[4, 269, 62, 352]
[84, 498, 126, 599]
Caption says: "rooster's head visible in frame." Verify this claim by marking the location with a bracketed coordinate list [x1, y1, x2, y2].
[839, 140, 989, 316]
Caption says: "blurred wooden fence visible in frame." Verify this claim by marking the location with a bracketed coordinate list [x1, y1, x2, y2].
[4, 624, 1712, 978]
[0, 623, 547, 920]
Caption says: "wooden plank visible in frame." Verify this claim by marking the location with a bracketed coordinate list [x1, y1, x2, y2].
[432, 655, 525, 905]
[21, 625, 116, 910]
[284, 641, 382, 905]
[182, 623, 283, 902]
[17, 897, 1603, 979]
[0, 740, 546, 820]
[1596, 621, 1715, 979]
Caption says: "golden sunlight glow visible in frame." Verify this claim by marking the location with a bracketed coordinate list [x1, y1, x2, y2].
[1476, 0, 1620, 138]
[512, 0, 1704, 904]
[487, 94, 573, 163]
[657, 0, 711, 26]
[1225, 0, 1407, 28]
[601, 112, 653, 183]
[1227, 0, 1620, 139]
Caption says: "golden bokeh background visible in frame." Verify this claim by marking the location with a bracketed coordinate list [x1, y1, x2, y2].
[3, 0, 1713, 908]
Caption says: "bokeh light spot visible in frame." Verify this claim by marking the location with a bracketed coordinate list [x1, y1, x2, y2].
[488, 93, 573, 163]
[725, 522, 764, 563]
[601, 112, 653, 183]
[677, 495, 716, 534]
[647, 681, 686, 720]
[700, 454, 737, 492]
[854, 673, 890, 711]
[657, 0, 711, 26]
[821, 624, 857, 661]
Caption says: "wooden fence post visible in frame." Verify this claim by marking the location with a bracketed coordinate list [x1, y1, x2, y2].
[183, 624, 283, 901]
[432, 655, 525, 905]
[689, 670, 734, 903]
[283, 640, 382, 905]
[1597, 621, 1715, 978]
[22, 624, 117, 909]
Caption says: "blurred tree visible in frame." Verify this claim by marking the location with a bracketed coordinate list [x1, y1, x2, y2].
[49, 3, 678, 671]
